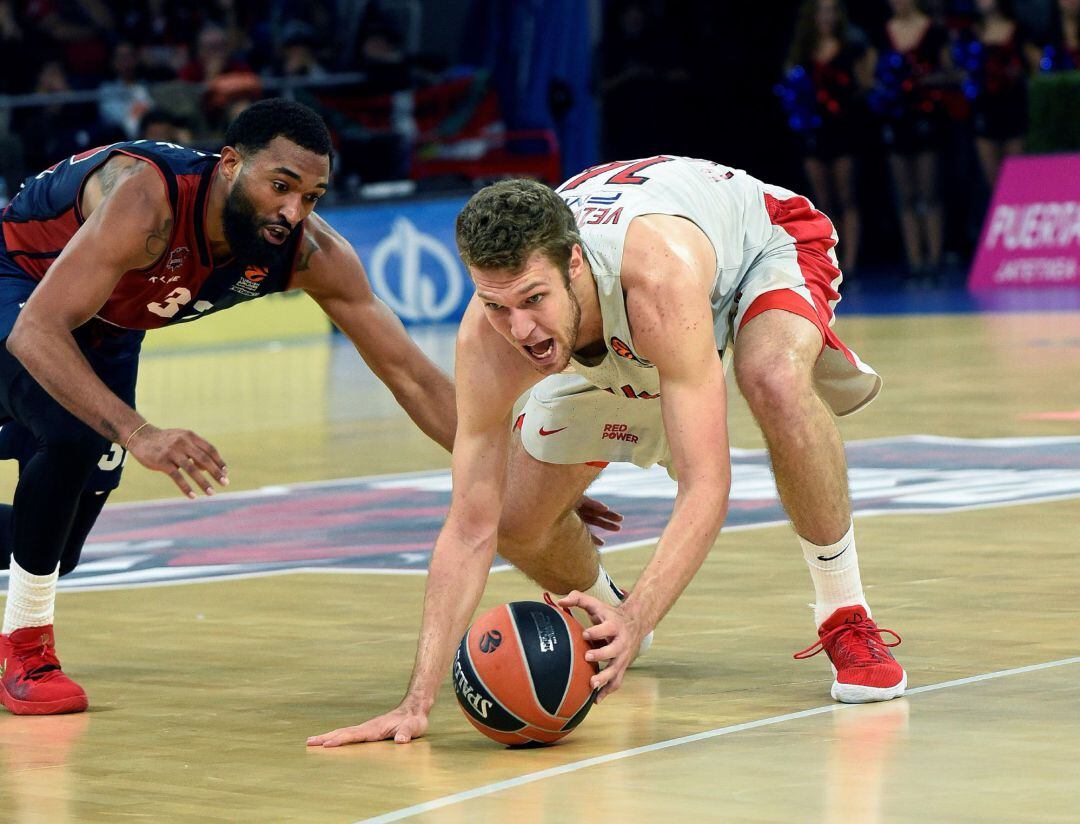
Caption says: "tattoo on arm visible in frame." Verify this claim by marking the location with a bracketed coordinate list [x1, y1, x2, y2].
[101, 420, 120, 442]
[145, 216, 172, 259]
[294, 236, 319, 273]
[92, 158, 144, 202]
[96, 161, 125, 197]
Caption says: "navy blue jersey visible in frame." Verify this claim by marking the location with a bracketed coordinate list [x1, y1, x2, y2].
[0, 140, 302, 330]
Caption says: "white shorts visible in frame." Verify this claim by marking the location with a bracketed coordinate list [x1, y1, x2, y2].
[516, 189, 881, 470]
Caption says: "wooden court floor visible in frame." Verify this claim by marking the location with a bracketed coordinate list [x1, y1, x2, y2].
[1, 309, 1079, 822]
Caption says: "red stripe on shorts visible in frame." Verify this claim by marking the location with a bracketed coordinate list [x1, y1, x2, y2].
[743, 194, 857, 367]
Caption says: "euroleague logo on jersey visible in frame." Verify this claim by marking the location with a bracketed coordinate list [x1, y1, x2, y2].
[610, 336, 651, 366]
[230, 265, 268, 298]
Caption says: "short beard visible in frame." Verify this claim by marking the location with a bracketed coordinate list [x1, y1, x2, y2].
[553, 284, 582, 373]
[222, 176, 293, 270]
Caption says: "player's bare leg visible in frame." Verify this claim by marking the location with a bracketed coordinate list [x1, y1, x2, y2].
[498, 432, 653, 657]
[734, 307, 905, 702]
[733, 309, 850, 546]
[888, 153, 924, 274]
[498, 433, 605, 594]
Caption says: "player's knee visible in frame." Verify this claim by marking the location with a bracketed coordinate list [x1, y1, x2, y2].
[735, 355, 808, 416]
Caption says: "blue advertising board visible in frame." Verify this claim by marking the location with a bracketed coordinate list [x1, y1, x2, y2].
[322, 196, 473, 326]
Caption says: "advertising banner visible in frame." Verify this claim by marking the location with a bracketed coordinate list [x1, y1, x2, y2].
[323, 196, 473, 325]
[969, 154, 1080, 290]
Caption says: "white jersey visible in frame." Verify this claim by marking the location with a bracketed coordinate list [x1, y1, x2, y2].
[516, 154, 880, 471]
[556, 155, 776, 395]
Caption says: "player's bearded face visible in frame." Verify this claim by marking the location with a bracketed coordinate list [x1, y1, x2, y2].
[517, 282, 581, 375]
[550, 284, 582, 373]
[222, 172, 293, 269]
[487, 275, 581, 376]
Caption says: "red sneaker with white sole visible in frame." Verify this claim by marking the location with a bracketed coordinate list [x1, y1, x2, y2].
[0, 625, 88, 715]
[794, 606, 906, 703]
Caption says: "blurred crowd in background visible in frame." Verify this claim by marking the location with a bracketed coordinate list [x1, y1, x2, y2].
[0, 0, 1078, 282]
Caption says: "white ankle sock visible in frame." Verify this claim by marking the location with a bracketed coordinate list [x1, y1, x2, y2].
[799, 523, 870, 627]
[575, 564, 652, 657]
[3, 558, 59, 635]
[582, 564, 625, 607]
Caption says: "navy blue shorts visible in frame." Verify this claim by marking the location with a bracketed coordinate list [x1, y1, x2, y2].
[0, 265, 144, 494]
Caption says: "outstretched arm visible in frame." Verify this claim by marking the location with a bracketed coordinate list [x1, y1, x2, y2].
[295, 214, 457, 451]
[561, 215, 731, 699]
[307, 302, 537, 746]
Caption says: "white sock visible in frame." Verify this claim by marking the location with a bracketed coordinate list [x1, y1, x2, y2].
[558, 565, 623, 627]
[799, 523, 870, 627]
[582, 564, 625, 607]
[574, 564, 652, 657]
[2, 558, 59, 635]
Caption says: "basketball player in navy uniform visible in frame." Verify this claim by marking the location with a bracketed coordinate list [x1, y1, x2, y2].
[310, 156, 906, 747]
[0, 99, 626, 716]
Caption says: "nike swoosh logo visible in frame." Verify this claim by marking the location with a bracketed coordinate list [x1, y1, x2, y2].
[538, 426, 567, 437]
[816, 546, 849, 562]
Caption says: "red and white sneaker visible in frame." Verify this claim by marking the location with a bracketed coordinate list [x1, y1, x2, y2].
[794, 606, 906, 703]
[0, 625, 88, 715]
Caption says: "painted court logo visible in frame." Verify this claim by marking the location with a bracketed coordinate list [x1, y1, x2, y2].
[4, 435, 1077, 592]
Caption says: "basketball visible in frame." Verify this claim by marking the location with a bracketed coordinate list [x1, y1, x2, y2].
[452, 598, 599, 746]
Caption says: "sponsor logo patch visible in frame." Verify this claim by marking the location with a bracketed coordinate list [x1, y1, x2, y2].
[610, 336, 652, 367]
[165, 246, 190, 271]
[602, 423, 639, 443]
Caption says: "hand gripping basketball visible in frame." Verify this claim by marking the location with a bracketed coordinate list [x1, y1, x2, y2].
[557, 590, 647, 702]
[452, 595, 599, 746]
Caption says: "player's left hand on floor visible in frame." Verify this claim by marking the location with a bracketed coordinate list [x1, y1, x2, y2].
[306, 702, 430, 748]
[557, 590, 646, 702]
[575, 495, 623, 545]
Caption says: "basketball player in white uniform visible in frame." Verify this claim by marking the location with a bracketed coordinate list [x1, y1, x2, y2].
[309, 155, 906, 747]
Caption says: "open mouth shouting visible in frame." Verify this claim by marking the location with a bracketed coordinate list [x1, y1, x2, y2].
[262, 225, 290, 245]
[523, 337, 557, 367]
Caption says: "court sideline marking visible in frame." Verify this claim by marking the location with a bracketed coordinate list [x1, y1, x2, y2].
[355, 656, 1080, 823]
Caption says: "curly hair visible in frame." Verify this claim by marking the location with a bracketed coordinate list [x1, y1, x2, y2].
[224, 98, 332, 159]
[455, 179, 581, 280]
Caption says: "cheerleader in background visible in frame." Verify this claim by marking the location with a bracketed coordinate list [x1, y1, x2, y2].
[1025, 0, 1080, 71]
[875, 0, 955, 279]
[781, 0, 876, 275]
[959, 0, 1028, 188]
